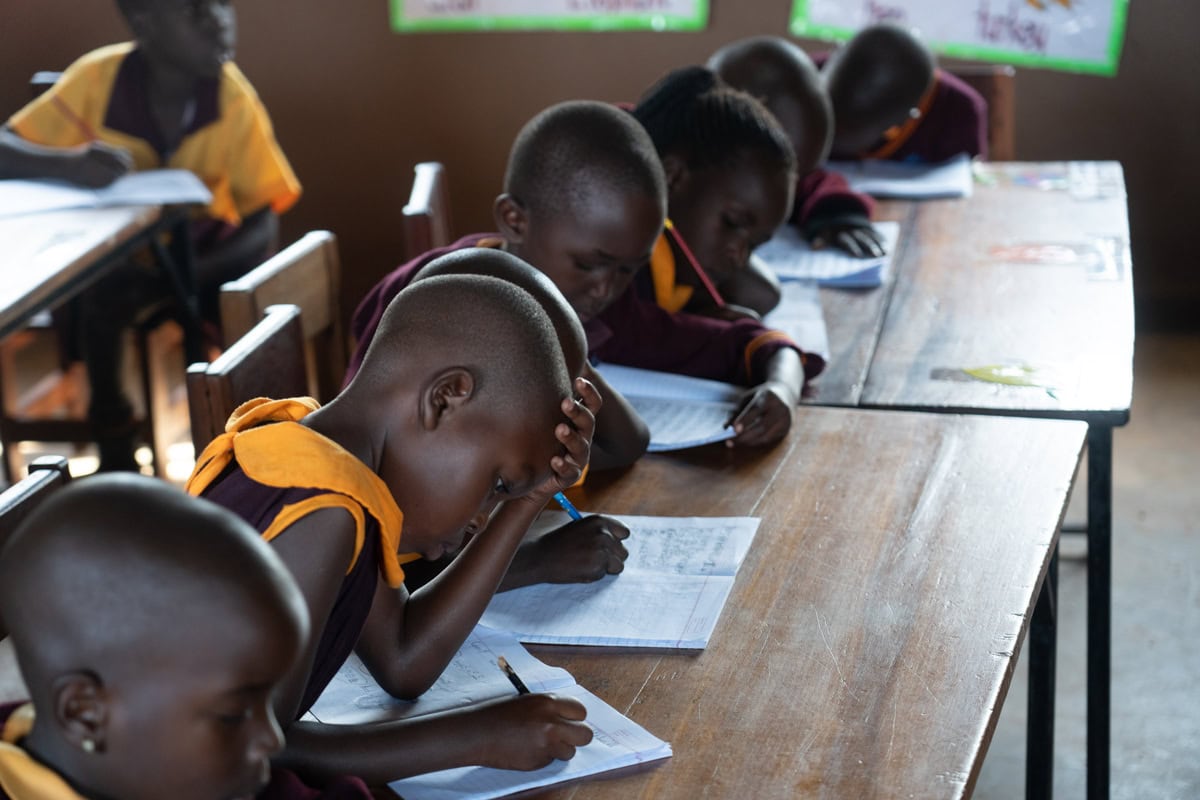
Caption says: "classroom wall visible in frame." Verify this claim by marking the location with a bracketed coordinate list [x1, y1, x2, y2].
[2, 1, 1196, 330]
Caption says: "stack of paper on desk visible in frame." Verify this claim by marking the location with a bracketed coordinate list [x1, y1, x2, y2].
[826, 153, 974, 199]
[760, 280, 830, 360]
[755, 220, 901, 288]
[0, 169, 212, 219]
[593, 363, 742, 452]
[481, 512, 760, 649]
[309, 626, 672, 800]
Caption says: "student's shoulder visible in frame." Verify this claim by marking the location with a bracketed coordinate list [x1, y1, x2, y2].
[47, 42, 134, 93]
[934, 69, 987, 118]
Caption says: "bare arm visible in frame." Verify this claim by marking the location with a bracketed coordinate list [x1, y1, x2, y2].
[354, 378, 601, 698]
[0, 126, 131, 187]
[727, 347, 803, 447]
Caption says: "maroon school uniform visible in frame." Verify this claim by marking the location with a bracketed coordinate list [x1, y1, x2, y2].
[792, 167, 876, 232]
[347, 236, 822, 389]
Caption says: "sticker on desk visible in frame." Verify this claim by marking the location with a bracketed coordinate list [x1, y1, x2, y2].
[986, 237, 1124, 280]
[930, 363, 1075, 400]
[972, 163, 1069, 192]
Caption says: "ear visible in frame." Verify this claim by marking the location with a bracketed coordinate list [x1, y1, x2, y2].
[661, 154, 690, 195]
[493, 194, 529, 245]
[52, 671, 109, 754]
[419, 368, 476, 431]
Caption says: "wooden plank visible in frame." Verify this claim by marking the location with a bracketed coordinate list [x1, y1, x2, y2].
[524, 409, 1084, 799]
[861, 162, 1134, 424]
[807, 200, 916, 407]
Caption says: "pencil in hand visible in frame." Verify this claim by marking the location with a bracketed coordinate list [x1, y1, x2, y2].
[498, 655, 530, 695]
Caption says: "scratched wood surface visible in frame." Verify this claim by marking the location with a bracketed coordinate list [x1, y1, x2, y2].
[807, 200, 916, 408]
[860, 162, 1134, 425]
[0, 205, 162, 340]
[526, 408, 1084, 800]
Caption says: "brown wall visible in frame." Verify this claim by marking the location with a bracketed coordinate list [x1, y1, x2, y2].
[2, 1, 1196, 329]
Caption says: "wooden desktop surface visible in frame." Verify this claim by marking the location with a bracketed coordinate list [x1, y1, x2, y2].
[861, 162, 1134, 424]
[531, 407, 1085, 799]
[0, 205, 162, 339]
[809, 200, 916, 407]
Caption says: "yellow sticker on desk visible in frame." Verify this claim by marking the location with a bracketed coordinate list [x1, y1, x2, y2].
[963, 364, 1055, 387]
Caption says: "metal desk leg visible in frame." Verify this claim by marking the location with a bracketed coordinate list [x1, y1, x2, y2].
[1087, 426, 1113, 800]
[1027, 544, 1058, 800]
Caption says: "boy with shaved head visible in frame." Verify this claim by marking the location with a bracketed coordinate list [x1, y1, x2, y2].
[189, 262, 598, 785]
[0, 0, 300, 470]
[0, 474, 373, 799]
[821, 24, 988, 163]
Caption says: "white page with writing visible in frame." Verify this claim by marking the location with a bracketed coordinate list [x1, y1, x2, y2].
[388, 683, 672, 800]
[592, 363, 742, 452]
[826, 153, 974, 199]
[308, 626, 573, 725]
[755, 221, 901, 287]
[480, 515, 760, 648]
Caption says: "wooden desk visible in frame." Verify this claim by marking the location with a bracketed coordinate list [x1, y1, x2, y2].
[858, 162, 1133, 800]
[534, 408, 1085, 799]
[0, 204, 204, 361]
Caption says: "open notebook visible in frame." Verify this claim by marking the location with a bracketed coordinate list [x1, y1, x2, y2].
[308, 625, 671, 800]
[826, 153, 974, 199]
[480, 512, 760, 649]
[0, 169, 211, 219]
[755, 220, 901, 288]
[593, 363, 743, 452]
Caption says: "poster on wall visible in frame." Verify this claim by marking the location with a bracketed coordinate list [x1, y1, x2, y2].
[790, 0, 1129, 75]
[392, 0, 708, 32]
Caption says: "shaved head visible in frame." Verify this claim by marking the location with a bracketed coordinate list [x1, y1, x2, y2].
[823, 24, 935, 154]
[709, 36, 833, 173]
[359, 262, 572, 421]
[0, 474, 307, 701]
[504, 100, 666, 223]
[413, 248, 587, 377]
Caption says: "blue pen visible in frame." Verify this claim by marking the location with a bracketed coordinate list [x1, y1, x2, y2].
[553, 491, 584, 521]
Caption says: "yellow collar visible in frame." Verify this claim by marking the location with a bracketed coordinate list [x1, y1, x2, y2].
[0, 706, 86, 800]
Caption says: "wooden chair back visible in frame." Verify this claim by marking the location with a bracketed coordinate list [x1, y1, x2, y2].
[219, 231, 344, 402]
[187, 304, 308, 453]
[0, 456, 70, 640]
[948, 64, 1016, 161]
[401, 162, 453, 261]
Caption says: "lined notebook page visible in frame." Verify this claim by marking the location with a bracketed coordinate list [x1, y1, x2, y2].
[388, 684, 672, 800]
[756, 220, 901, 287]
[592, 363, 742, 452]
[480, 514, 760, 648]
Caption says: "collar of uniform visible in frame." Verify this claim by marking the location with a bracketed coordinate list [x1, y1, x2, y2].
[104, 46, 221, 161]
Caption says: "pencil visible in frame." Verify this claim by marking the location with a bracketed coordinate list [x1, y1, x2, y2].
[553, 491, 584, 521]
[497, 656, 530, 695]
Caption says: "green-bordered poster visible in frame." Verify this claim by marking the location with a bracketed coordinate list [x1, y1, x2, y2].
[790, 0, 1129, 75]
[392, 0, 708, 32]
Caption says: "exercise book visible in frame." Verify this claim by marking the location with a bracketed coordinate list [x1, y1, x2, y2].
[308, 625, 671, 800]
[480, 512, 760, 649]
[826, 153, 974, 199]
[755, 220, 901, 288]
[592, 363, 742, 452]
[0, 169, 211, 218]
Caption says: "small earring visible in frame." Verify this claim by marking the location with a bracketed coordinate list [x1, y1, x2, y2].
[81, 738, 96, 754]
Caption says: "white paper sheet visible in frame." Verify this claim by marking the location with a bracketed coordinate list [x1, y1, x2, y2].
[480, 514, 760, 648]
[388, 684, 672, 800]
[755, 221, 901, 287]
[826, 153, 974, 199]
[761, 280, 830, 360]
[593, 363, 743, 452]
[0, 170, 211, 218]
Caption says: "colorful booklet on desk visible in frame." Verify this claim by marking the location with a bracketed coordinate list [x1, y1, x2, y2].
[308, 625, 672, 800]
[826, 153, 974, 199]
[0, 169, 211, 219]
[592, 363, 742, 452]
[755, 220, 901, 288]
[480, 512, 760, 649]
